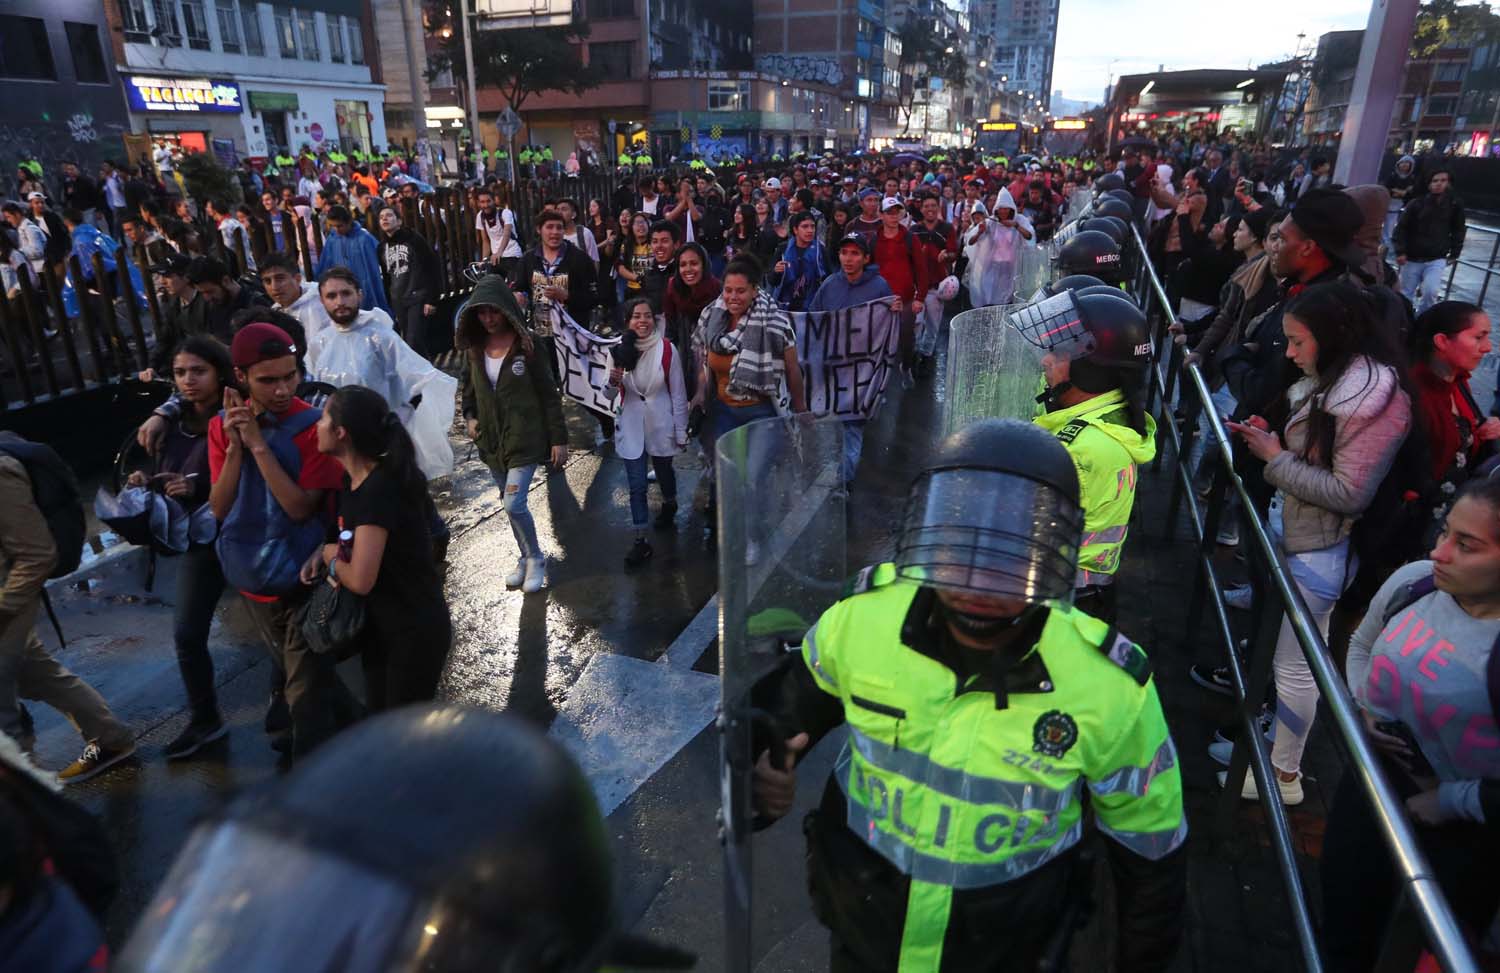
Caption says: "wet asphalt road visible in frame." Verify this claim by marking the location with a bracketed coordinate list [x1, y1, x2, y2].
[27, 333, 947, 967]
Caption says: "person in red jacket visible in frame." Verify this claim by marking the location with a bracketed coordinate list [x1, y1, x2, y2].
[871, 196, 930, 367]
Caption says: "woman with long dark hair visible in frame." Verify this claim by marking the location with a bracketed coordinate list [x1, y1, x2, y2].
[456, 275, 568, 593]
[1223, 281, 1412, 804]
[616, 212, 653, 303]
[147, 336, 237, 759]
[661, 242, 722, 402]
[308, 385, 452, 709]
[823, 203, 852, 257]
[725, 203, 758, 262]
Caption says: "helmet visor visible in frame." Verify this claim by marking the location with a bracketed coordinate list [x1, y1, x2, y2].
[114, 823, 546, 973]
[1007, 291, 1095, 362]
[895, 468, 1082, 602]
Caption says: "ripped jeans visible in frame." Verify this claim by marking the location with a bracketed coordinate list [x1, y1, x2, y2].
[491, 464, 541, 561]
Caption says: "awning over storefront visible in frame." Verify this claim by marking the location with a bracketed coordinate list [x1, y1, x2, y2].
[248, 91, 300, 114]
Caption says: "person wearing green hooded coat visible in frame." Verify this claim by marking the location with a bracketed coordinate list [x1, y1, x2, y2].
[456, 275, 569, 594]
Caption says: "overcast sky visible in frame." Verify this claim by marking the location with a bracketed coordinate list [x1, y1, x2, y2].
[1050, 0, 1376, 105]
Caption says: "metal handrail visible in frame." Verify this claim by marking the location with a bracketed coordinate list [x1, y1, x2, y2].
[1127, 223, 1480, 973]
[1442, 219, 1500, 309]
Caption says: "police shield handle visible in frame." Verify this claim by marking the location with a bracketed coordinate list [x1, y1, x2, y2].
[751, 732, 809, 821]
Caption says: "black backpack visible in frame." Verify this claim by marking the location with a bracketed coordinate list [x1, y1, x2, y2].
[0, 437, 85, 578]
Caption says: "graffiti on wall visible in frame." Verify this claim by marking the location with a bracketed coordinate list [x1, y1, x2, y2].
[754, 55, 844, 87]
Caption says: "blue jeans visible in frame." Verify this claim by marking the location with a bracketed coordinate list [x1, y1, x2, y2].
[491, 464, 541, 560]
[1399, 257, 1448, 314]
[623, 454, 678, 529]
[174, 544, 227, 723]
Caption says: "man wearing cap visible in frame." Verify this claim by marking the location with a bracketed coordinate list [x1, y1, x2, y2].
[763, 177, 788, 224]
[1219, 189, 1369, 466]
[26, 192, 70, 272]
[1, 201, 48, 277]
[849, 187, 884, 242]
[143, 254, 209, 380]
[872, 196, 930, 367]
[808, 233, 897, 483]
[209, 322, 357, 759]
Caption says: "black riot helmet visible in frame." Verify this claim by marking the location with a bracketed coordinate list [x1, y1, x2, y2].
[115, 707, 694, 973]
[1074, 284, 1133, 302]
[1044, 273, 1106, 296]
[1097, 214, 1130, 242]
[896, 418, 1083, 604]
[1079, 217, 1125, 245]
[1057, 229, 1124, 283]
[1093, 171, 1126, 193]
[1011, 289, 1150, 375]
[1101, 189, 1136, 208]
[1093, 198, 1135, 224]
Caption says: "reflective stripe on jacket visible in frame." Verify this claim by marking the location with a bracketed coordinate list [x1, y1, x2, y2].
[1034, 390, 1156, 585]
[801, 566, 1185, 972]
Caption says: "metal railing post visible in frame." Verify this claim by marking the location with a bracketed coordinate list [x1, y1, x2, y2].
[1126, 222, 1480, 973]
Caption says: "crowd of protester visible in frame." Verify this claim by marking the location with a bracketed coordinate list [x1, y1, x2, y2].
[0, 129, 1496, 969]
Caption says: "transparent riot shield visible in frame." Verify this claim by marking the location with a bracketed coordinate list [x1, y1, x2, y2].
[1014, 243, 1051, 302]
[943, 305, 1047, 435]
[717, 415, 847, 973]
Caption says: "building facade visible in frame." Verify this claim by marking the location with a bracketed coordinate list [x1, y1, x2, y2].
[971, 0, 1057, 111]
[1, 0, 133, 192]
[109, 0, 387, 166]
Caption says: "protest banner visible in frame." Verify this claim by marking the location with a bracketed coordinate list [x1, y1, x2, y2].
[550, 310, 621, 415]
[792, 300, 901, 421]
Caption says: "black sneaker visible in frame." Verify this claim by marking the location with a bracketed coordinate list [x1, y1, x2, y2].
[654, 502, 678, 530]
[624, 538, 654, 568]
[1190, 664, 1235, 696]
[164, 719, 228, 760]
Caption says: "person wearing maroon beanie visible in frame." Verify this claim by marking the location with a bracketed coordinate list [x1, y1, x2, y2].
[210, 321, 357, 761]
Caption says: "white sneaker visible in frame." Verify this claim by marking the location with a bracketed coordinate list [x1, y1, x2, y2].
[504, 559, 525, 589]
[522, 557, 547, 593]
[1222, 584, 1253, 611]
[1217, 767, 1304, 806]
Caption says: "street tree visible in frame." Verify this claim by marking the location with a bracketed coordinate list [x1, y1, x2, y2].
[896, 21, 969, 138]
[429, 22, 605, 125]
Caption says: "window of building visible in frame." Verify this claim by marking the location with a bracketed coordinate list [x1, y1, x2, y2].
[329, 15, 345, 61]
[242, 3, 264, 55]
[0, 16, 56, 80]
[151, 0, 183, 46]
[122, 0, 153, 42]
[1435, 62, 1464, 83]
[182, 0, 212, 50]
[64, 22, 108, 82]
[1427, 95, 1458, 116]
[297, 9, 319, 59]
[708, 80, 749, 111]
[589, 40, 631, 77]
[275, 6, 296, 56]
[217, 1, 242, 53]
[348, 18, 364, 63]
[586, 0, 633, 18]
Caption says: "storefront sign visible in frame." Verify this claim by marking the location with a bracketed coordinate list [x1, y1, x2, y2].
[248, 91, 300, 114]
[125, 76, 242, 114]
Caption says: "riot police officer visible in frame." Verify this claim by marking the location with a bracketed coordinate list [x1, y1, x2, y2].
[114, 706, 694, 972]
[753, 419, 1186, 973]
[1057, 229, 1125, 286]
[1011, 290, 1156, 621]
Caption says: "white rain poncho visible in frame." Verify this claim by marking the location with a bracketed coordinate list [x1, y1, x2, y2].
[962, 189, 1036, 308]
[306, 310, 458, 479]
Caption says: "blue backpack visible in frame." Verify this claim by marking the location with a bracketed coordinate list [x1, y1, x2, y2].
[215, 407, 326, 596]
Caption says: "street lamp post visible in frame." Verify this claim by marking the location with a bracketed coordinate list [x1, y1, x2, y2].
[461, 0, 481, 171]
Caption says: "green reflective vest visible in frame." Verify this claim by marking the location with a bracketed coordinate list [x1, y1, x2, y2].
[619, 152, 633, 165]
[802, 566, 1185, 972]
[1033, 389, 1156, 586]
[638, 153, 653, 165]
[541, 146, 554, 161]
[328, 150, 347, 164]
[519, 148, 535, 164]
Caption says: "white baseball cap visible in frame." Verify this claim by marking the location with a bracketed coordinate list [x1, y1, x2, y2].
[881, 196, 905, 212]
[25, 192, 46, 202]
[764, 177, 782, 190]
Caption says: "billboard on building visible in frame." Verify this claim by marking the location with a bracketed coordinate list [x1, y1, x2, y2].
[124, 76, 243, 114]
[473, 0, 573, 28]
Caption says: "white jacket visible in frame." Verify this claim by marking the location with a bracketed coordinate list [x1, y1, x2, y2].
[607, 341, 688, 461]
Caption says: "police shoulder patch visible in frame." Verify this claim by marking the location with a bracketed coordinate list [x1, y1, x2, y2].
[1055, 418, 1090, 444]
[1033, 710, 1079, 758]
[840, 563, 894, 600]
[1099, 628, 1152, 686]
